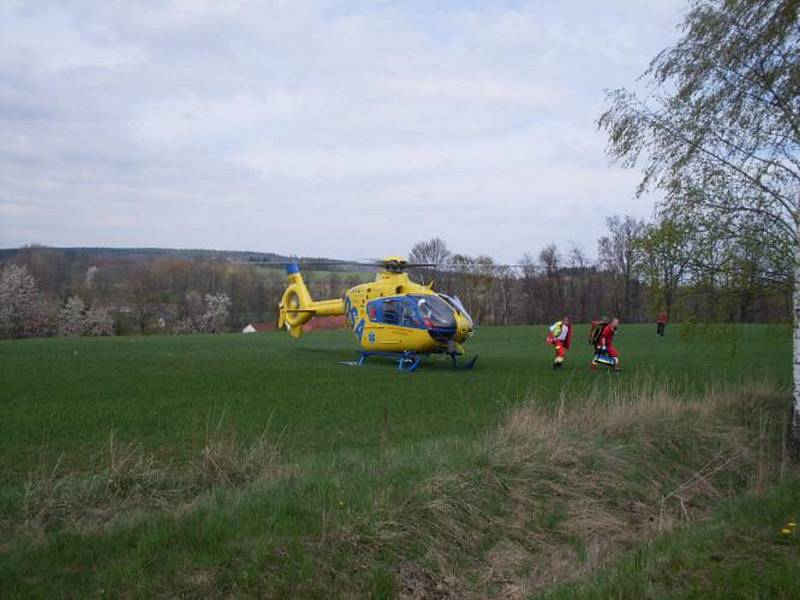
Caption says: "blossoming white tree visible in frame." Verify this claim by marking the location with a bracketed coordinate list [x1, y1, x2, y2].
[59, 296, 87, 336]
[59, 295, 114, 336]
[174, 292, 231, 333]
[84, 306, 114, 336]
[0, 264, 46, 338]
[201, 293, 231, 333]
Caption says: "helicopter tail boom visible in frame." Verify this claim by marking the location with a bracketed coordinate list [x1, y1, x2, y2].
[277, 263, 344, 338]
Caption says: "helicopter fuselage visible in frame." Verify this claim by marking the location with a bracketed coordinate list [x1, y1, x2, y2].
[343, 271, 474, 353]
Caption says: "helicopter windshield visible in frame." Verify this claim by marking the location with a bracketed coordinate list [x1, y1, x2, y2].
[411, 295, 456, 329]
[440, 294, 474, 328]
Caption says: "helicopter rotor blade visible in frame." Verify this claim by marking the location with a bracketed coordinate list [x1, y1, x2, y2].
[235, 259, 576, 272]
[407, 263, 541, 269]
[235, 259, 382, 267]
[413, 263, 584, 270]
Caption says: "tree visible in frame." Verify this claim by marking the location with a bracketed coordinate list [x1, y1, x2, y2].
[469, 255, 498, 325]
[202, 293, 231, 333]
[409, 237, 451, 265]
[128, 264, 158, 334]
[493, 265, 516, 325]
[598, 0, 800, 452]
[518, 253, 540, 324]
[538, 244, 562, 320]
[12, 246, 69, 297]
[409, 237, 451, 285]
[84, 306, 114, 336]
[635, 215, 693, 319]
[0, 264, 47, 338]
[58, 295, 114, 336]
[672, 200, 793, 320]
[179, 291, 205, 332]
[59, 296, 87, 336]
[597, 216, 646, 321]
[447, 254, 478, 321]
[567, 243, 592, 322]
[174, 292, 231, 333]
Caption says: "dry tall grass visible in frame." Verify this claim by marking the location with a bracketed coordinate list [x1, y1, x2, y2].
[199, 423, 284, 488]
[359, 380, 793, 599]
[21, 423, 285, 532]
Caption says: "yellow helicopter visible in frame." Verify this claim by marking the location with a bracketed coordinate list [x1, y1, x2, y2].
[276, 257, 477, 371]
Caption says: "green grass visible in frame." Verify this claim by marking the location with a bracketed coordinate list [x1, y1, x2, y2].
[541, 477, 800, 600]
[0, 323, 795, 598]
[0, 323, 790, 481]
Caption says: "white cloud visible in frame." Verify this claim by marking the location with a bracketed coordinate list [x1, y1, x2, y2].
[0, 0, 684, 261]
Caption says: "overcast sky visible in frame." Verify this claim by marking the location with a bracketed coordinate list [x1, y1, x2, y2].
[0, 0, 686, 262]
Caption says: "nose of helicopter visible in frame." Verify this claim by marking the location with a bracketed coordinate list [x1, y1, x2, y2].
[453, 312, 474, 342]
[426, 311, 472, 344]
[425, 323, 458, 342]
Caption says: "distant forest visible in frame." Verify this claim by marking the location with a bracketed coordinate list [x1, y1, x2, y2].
[0, 212, 791, 338]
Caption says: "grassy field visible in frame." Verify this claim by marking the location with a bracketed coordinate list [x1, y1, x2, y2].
[0, 323, 797, 597]
[541, 477, 800, 600]
[0, 323, 791, 480]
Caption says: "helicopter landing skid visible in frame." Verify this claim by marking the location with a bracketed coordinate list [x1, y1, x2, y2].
[348, 351, 478, 372]
[448, 352, 479, 370]
[355, 351, 423, 372]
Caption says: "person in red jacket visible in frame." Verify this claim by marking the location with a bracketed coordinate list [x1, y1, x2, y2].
[592, 317, 621, 370]
[656, 311, 668, 336]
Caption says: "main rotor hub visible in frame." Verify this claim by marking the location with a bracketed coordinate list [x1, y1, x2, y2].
[381, 256, 407, 273]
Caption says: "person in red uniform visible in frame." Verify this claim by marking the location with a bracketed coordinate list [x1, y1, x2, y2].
[546, 316, 572, 369]
[656, 311, 668, 336]
[593, 317, 621, 370]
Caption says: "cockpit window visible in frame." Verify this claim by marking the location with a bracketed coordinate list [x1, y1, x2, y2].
[411, 294, 456, 329]
[382, 299, 399, 324]
[440, 293, 473, 327]
[367, 297, 423, 328]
